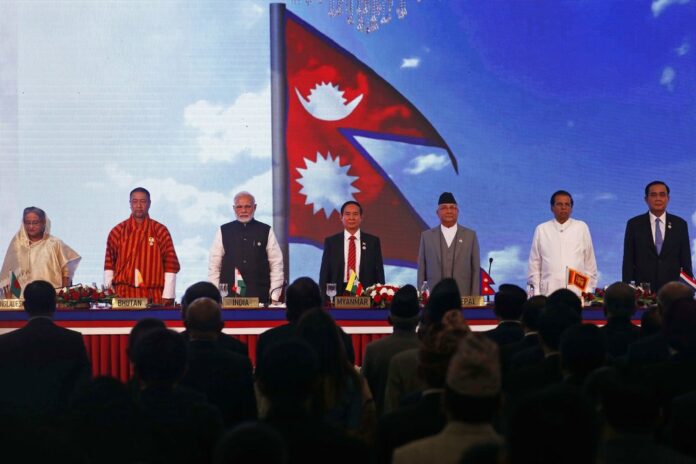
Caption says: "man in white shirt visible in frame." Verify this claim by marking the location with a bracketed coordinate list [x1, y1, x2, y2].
[208, 191, 284, 304]
[527, 190, 597, 296]
[418, 192, 480, 296]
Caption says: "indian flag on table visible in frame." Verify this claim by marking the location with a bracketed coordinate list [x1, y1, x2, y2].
[680, 269, 696, 291]
[232, 268, 246, 297]
[567, 267, 590, 292]
[345, 270, 363, 296]
[10, 271, 21, 298]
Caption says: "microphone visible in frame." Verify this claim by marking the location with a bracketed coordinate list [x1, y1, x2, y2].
[487, 257, 494, 303]
[268, 281, 288, 307]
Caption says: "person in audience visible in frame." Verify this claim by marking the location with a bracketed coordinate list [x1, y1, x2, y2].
[127, 317, 166, 363]
[258, 339, 370, 463]
[546, 287, 583, 315]
[500, 295, 546, 378]
[639, 307, 661, 338]
[627, 281, 694, 365]
[362, 284, 421, 416]
[180, 280, 248, 357]
[560, 324, 607, 386]
[600, 282, 640, 359]
[133, 328, 223, 464]
[668, 390, 696, 459]
[1, 207, 81, 293]
[377, 311, 470, 463]
[255, 276, 355, 371]
[104, 187, 180, 305]
[484, 284, 526, 346]
[179, 297, 257, 427]
[383, 278, 461, 413]
[213, 422, 287, 464]
[296, 309, 375, 438]
[0, 280, 91, 417]
[507, 384, 599, 464]
[393, 333, 503, 464]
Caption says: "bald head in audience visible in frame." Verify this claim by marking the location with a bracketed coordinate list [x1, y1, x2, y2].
[184, 297, 224, 341]
[657, 282, 694, 316]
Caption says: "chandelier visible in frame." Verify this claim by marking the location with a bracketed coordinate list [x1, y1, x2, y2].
[292, 0, 419, 34]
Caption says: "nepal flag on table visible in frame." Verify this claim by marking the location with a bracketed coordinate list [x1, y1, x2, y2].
[271, 4, 458, 267]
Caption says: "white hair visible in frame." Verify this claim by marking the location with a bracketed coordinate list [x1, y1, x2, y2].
[234, 191, 256, 205]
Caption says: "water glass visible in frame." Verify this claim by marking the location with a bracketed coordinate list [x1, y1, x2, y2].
[218, 283, 229, 297]
[640, 282, 651, 295]
[326, 283, 337, 306]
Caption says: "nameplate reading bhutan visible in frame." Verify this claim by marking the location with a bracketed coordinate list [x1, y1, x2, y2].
[222, 297, 260, 309]
[112, 298, 148, 309]
[334, 296, 371, 308]
[0, 299, 24, 311]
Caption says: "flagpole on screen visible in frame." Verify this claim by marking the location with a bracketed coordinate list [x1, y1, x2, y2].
[270, 3, 290, 280]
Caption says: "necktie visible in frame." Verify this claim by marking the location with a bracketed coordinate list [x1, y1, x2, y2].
[655, 218, 663, 255]
[347, 236, 357, 281]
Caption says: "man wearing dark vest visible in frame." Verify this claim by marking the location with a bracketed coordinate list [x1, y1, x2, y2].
[208, 191, 284, 304]
[417, 192, 480, 296]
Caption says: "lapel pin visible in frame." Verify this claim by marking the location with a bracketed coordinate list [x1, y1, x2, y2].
[668, 222, 672, 229]
[257, 242, 262, 246]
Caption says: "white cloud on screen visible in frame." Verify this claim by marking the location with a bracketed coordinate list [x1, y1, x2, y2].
[676, 41, 690, 56]
[404, 153, 449, 175]
[400, 57, 420, 69]
[594, 192, 617, 201]
[384, 266, 417, 286]
[651, 0, 690, 17]
[486, 246, 528, 285]
[184, 85, 272, 163]
[660, 66, 675, 91]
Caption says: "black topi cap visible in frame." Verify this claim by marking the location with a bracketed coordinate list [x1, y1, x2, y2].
[389, 285, 420, 318]
[438, 192, 457, 205]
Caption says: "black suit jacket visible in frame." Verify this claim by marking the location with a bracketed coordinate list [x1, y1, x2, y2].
[484, 321, 525, 347]
[319, 231, 385, 295]
[622, 212, 692, 293]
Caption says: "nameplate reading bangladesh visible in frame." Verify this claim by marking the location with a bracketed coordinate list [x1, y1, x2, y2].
[461, 296, 486, 307]
[0, 299, 24, 311]
[112, 298, 148, 309]
[334, 296, 371, 308]
[222, 297, 260, 309]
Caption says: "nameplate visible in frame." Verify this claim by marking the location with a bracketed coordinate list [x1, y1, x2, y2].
[112, 298, 148, 309]
[461, 296, 486, 307]
[0, 299, 24, 311]
[335, 296, 372, 308]
[222, 297, 260, 309]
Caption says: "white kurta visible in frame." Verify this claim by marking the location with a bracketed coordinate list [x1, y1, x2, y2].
[527, 218, 598, 296]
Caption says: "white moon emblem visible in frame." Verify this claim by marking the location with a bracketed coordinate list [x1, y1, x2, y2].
[295, 82, 363, 121]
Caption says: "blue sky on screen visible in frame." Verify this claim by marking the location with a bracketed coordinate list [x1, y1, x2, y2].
[0, 0, 695, 297]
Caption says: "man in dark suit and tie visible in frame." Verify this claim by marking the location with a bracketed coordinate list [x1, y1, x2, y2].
[418, 192, 480, 296]
[319, 200, 385, 296]
[622, 181, 693, 294]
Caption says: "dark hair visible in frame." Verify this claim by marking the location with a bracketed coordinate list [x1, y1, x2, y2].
[22, 207, 46, 222]
[538, 304, 582, 351]
[286, 277, 322, 322]
[127, 318, 166, 362]
[550, 190, 574, 207]
[23, 280, 56, 315]
[604, 282, 636, 319]
[184, 297, 223, 333]
[214, 423, 286, 464]
[340, 200, 362, 215]
[547, 288, 582, 315]
[640, 308, 661, 337]
[133, 328, 187, 385]
[257, 339, 319, 405]
[644, 180, 670, 196]
[521, 295, 546, 331]
[424, 278, 461, 326]
[129, 187, 151, 199]
[444, 386, 498, 423]
[662, 297, 696, 353]
[494, 284, 527, 320]
[560, 324, 606, 378]
[181, 281, 222, 319]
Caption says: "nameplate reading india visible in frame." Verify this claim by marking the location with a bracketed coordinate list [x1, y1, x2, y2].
[0, 299, 24, 311]
[461, 296, 486, 307]
[222, 297, 260, 309]
[112, 298, 148, 309]
[334, 296, 372, 309]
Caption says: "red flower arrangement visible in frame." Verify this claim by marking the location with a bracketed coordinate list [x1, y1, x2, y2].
[363, 284, 400, 308]
[57, 285, 116, 309]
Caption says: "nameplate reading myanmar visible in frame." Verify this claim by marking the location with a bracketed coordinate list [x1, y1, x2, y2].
[222, 297, 260, 309]
[112, 298, 148, 309]
[0, 299, 24, 311]
[334, 296, 371, 308]
[461, 296, 486, 307]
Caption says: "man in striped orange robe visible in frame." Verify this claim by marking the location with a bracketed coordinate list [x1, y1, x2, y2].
[104, 187, 180, 305]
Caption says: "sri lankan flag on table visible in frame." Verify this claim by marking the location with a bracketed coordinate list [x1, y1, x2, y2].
[345, 270, 363, 296]
[567, 267, 590, 292]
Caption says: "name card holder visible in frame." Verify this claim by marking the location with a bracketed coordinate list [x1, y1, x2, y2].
[334, 296, 372, 308]
[0, 299, 24, 311]
[222, 297, 260, 309]
[461, 296, 486, 307]
[112, 298, 148, 309]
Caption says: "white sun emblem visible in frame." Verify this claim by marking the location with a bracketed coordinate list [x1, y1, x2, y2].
[296, 152, 360, 218]
[295, 82, 363, 121]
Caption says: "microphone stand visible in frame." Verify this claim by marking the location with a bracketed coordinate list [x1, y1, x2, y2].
[487, 257, 494, 303]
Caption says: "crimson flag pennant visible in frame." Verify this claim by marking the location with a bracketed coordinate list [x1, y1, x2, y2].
[567, 267, 590, 292]
[278, 8, 457, 266]
[480, 268, 496, 296]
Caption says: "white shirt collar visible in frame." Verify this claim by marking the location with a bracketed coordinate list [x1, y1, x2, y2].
[440, 223, 457, 233]
[344, 229, 361, 241]
[552, 218, 573, 231]
[649, 211, 666, 223]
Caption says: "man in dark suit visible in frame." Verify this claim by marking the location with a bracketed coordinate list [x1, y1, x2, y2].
[484, 284, 527, 347]
[418, 192, 480, 296]
[600, 281, 640, 359]
[319, 200, 385, 296]
[0, 280, 91, 416]
[622, 180, 693, 294]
